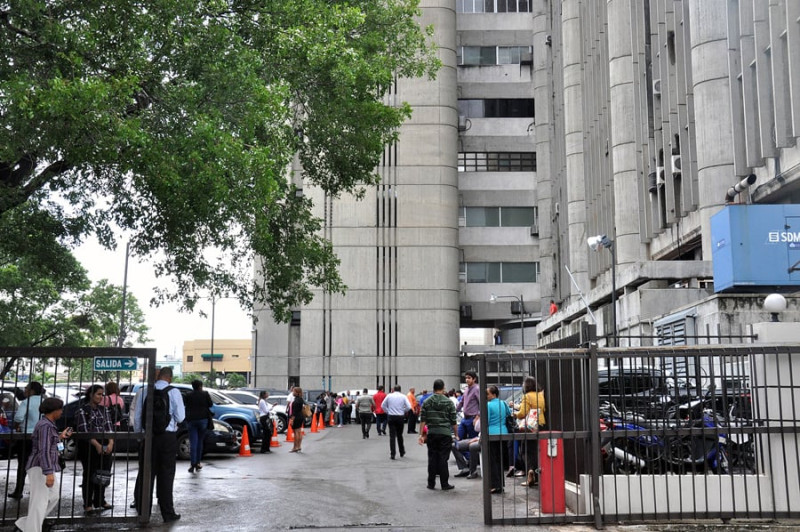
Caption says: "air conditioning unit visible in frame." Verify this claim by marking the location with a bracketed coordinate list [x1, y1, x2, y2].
[653, 79, 662, 96]
[671, 155, 682, 175]
[656, 166, 666, 186]
[459, 305, 473, 319]
[458, 115, 468, 131]
[510, 301, 525, 315]
[530, 224, 539, 236]
[458, 216, 466, 227]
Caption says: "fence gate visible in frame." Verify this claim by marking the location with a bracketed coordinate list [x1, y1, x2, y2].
[0, 347, 157, 528]
[476, 344, 800, 527]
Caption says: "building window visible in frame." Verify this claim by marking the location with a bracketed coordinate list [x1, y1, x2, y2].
[457, 0, 531, 13]
[458, 99, 534, 118]
[463, 262, 539, 283]
[458, 152, 536, 172]
[461, 207, 536, 227]
[187, 356, 193, 362]
[457, 46, 532, 66]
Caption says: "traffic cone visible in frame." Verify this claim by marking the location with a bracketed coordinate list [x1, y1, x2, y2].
[311, 413, 319, 433]
[270, 420, 281, 447]
[317, 412, 325, 431]
[329, 412, 335, 427]
[285, 424, 295, 442]
[239, 425, 252, 457]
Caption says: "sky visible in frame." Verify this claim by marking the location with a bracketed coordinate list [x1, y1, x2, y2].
[73, 238, 253, 359]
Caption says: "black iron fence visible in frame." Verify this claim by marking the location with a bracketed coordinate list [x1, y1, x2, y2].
[0, 347, 157, 528]
[475, 344, 800, 527]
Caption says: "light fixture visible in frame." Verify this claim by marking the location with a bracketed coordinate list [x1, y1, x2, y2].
[764, 293, 787, 322]
[587, 234, 617, 346]
[488, 294, 525, 349]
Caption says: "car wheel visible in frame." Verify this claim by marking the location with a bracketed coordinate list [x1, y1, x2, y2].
[276, 415, 287, 434]
[177, 433, 191, 460]
[62, 438, 77, 461]
[229, 422, 245, 448]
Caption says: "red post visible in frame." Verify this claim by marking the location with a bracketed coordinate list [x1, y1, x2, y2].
[538, 431, 565, 514]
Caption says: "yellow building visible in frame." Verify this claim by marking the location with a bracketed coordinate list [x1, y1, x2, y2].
[183, 339, 252, 378]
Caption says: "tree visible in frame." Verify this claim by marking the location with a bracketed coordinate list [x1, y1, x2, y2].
[0, 0, 440, 321]
[226, 373, 246, 389]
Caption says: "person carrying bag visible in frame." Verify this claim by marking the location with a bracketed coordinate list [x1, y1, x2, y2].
[514, 376, 546, 488]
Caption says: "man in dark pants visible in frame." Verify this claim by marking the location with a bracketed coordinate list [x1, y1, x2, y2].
[418, 379, 458, 490]
[406, 387, 419, 434]
[381, 385, 411, 460]
[133, 367, 185, 523]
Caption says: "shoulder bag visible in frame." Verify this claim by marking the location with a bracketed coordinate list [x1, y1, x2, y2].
[515, 397, 540, 433]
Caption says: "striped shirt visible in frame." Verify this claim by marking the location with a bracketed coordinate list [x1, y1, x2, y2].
[420, 393, 457, 436]
[26, 417, 60, 475]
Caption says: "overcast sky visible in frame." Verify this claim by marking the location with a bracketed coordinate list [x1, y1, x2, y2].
[73, 238, 253, 359]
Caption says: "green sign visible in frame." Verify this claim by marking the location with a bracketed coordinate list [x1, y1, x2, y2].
[93, 357, 137, 371]
[201, 353, 223, 360]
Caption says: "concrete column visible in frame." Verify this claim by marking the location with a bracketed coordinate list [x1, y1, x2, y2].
[562, 0, 589, 295]
[688, 0, 736, 258]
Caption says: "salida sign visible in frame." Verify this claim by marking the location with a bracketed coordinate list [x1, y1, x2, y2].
[93, 357, 137, 372]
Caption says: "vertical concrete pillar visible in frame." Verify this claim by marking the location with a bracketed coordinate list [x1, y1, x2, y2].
[688, 0, 736, 258]
[562, 0, 589, 295]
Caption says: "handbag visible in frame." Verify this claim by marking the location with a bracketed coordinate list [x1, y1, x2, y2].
[301, 403, 312, 418]
[505, 412, 516, 433]
[92, 469, 112, 487]
[516, 407, 540, 432]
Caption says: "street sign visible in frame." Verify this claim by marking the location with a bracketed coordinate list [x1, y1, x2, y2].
[93, 357, 138, 372]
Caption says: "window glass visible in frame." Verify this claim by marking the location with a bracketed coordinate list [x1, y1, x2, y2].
[487, 263, 502, 282]
[500, 207, 535, 226]
[466, 263, 488, 283]
[465, 207, 500, 227]
[502, 262, 537, 282]
[458, 152, 536, 172]
[484, 0, 495, 11]
[479, 47, 497, 65]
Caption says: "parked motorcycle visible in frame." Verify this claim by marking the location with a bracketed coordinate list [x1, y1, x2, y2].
[600, 402, 671, 474]
[664, 391, 730, 474]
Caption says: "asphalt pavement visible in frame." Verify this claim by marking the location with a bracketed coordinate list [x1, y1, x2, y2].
[3, 421, 800, 531]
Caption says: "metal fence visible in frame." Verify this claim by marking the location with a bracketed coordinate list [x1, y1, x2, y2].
[475, 344, 800, 527]
[0, 347, 157, 528]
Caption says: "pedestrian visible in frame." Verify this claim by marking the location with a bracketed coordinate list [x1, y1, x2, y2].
[549, 299, 558, 315]
[9, 382, 44, 499]
[515, 376, 547, 487]
[288, 387, 305, 452]
[373, 385, 387, 435]
[315, 392, 328, 426]
[418, 379, 458, 491]
[452, 426, 481, 479]
[456, 371, 480, 441]
[355, 388, 376, 439]
[406, 387, 419, 434]
[14, 397, 73, 532]
[341, 392, 352, 425]
[101, 381, 125, 426]
[381, 385, 411, 460]
[486, 385, 511, 494]
[133, 367, 185, 523]
[257, 391, 273, 453]
[335, 394, 345, 427]
[184, 379, 213, 472]
[77, 384, 114, 513]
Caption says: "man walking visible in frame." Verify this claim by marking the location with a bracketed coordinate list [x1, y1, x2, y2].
[381, 385, 411, 460]
[456, 371, 480, 441]
[355, 388, 376, 439]
[134, 367, 185, 523]
[373, 385, 387, 435]
[406, 387, 419, 434]
[418, 379, 458, 491]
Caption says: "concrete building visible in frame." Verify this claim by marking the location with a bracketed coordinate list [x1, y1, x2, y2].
[253, 0, 800, 392]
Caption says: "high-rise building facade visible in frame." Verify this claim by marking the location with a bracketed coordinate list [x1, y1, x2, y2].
[253, 0, 800, 392]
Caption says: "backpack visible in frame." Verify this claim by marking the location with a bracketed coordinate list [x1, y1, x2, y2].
[144, 385, 173, 434]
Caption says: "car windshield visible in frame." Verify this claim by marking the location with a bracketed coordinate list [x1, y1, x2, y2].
[208, 390, 232, 405]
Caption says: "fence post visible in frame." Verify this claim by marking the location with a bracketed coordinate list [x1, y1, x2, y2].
[588, 342, 603, 529]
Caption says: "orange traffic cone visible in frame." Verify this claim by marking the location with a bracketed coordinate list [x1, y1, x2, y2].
[270, 420, 281, 447]
[317, 412, 325, 431]
[239, 425, 252, 457]
[285, 424, 295, 442]
[310, 413, 319, 433]
[329, 412, 335, 427]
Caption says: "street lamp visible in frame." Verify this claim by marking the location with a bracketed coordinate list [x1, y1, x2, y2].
[587, 234, 617, 347]
[206, 295, 237, 386]
[764, 293, 787, 322]
[489, 293, 525, 349]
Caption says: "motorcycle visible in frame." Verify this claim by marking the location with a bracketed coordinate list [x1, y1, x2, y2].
[664, 392, 730, 474]
[600, 402, 671, 474]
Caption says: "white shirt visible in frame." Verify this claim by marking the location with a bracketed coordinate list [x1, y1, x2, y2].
[381, 391, 411, 416]
[258, 398, 273, 416]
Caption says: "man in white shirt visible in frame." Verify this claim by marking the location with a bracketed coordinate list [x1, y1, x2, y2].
[381, 385, 412, 460]
[257, 391, 274, 453]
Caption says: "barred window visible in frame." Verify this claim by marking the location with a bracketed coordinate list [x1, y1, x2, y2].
[463, 262, 540, 283]
[458, 152, 536, 172]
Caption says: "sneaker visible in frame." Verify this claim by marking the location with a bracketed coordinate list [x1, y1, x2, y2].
[454, 470, 469, 478]
[466, 472, 480, 479]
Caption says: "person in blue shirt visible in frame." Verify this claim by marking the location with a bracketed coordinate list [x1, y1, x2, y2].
[133, 367, 185, 523]
[9, 381, 44, 499]
[485, 385, 511, 494]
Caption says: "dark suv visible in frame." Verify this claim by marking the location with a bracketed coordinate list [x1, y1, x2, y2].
[598, 368, 675, 418]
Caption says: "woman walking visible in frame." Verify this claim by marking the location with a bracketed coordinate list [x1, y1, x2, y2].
[515, 376, 547, 487]
[77, 385, 114, 513]
[184, 380, 214, 472]
[486, 385, 511, 494]
[288, 387, 305, 453]
[15, 397, 73, 532]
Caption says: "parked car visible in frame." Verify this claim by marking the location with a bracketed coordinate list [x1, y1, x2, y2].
[598, 368, 675, 418]
[56, 393, 238, 460]
[221, 390, 259, 406]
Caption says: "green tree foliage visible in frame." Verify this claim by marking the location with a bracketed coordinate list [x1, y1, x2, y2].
[0, 0, 440, 321]
[225, 373, 246, 389]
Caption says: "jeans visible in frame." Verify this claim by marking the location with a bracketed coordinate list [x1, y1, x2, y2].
[425, 433, 452, 488]
[458, 417, 478, 441]
[375, 413, 388, 435]
[187, 419, 208, 466]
